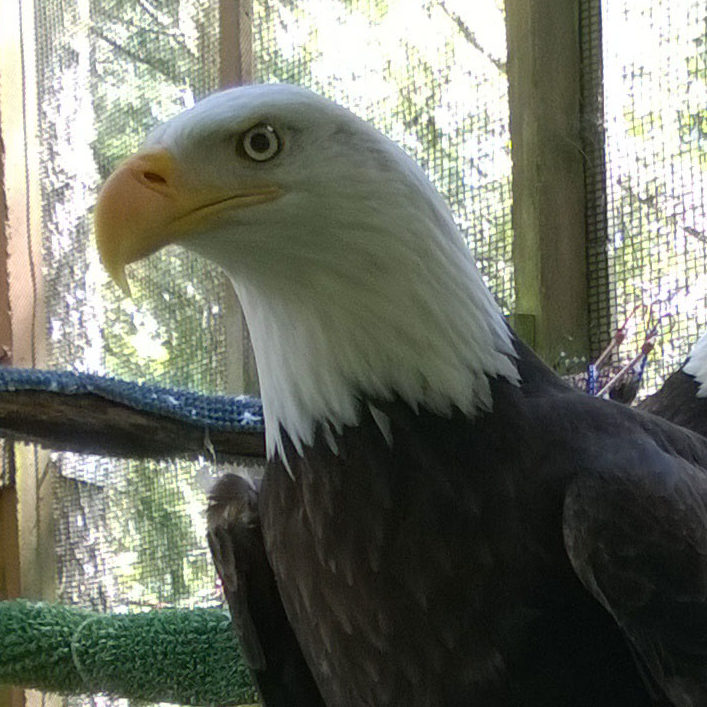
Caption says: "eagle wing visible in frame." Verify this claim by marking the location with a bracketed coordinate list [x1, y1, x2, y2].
[206, 472, 326, 706]
[563, 447, 707, 705]
[639, 369, 707, 438]
[206, 519, 267, 671]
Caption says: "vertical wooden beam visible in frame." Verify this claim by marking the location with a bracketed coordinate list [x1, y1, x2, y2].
[1, 1, 46, 372]
[1, 2, 58, 704]
[219, 0, 259, 394]
[220, 0, 254, 88]
[0, 0, 54, 595]
[0, 19, 23, 707]
[0, 462, 23, 707]
[0, 84, 13, 356]
[506, 0, 589, 371]
[0, 460, 20, 602]
[0, 88, 16, 618]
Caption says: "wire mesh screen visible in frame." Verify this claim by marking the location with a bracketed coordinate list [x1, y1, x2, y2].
[584, 0, 707, 392]
[30, 0, 512, 705]
[34, 1, 231, 705]
[20, 0, 707, 704]
[252, 0, 514, 312]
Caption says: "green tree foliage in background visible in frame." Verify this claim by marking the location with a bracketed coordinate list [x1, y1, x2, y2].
[37, 0, 514, 647]
[35, 1, 707, 705]
[38, 0, 233, 652]
[679, 19, 707, 150]
[34, 3, 514, 704]
[251, 0, 514, 309]
[601, 0, 707, 390]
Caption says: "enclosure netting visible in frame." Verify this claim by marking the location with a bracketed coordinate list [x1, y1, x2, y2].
[29, 1, 511, 705]
[35, 3, 233, 705]
[583, 0, 707, 390]
[21, 0, 707, 704]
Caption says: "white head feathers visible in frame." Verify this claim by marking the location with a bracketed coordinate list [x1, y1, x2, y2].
[683, 331, 707, 397]
[149, 84, 519, 462]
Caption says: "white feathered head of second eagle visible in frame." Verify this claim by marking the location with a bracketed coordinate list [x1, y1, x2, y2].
[95, 83, 520, 463]
[683, 331, 707, 397]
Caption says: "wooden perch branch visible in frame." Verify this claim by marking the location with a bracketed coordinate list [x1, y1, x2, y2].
[0, 389, 265, 460]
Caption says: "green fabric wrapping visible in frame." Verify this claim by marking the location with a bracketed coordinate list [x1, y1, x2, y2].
[0, 600, 259, 705]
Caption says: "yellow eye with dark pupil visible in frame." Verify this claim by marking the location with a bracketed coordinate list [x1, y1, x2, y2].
[242, 124, 280, 162]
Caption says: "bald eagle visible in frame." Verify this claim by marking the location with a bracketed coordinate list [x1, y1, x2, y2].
[640, 331, 707, 437]
[96, 84, 707, 705]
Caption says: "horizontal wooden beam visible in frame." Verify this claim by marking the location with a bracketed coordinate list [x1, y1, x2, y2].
[0, 389, 265, 460]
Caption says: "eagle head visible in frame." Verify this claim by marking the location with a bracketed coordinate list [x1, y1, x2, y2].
[95, 83, 518, 462]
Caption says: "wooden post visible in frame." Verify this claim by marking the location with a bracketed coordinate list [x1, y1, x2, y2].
[0, 470, 23, 707]
[0, 457, 20, 603]
[220, 0, 254, 89]
[0, 1, 56, 704]
[219, 0, 259, 394]
[506, 0, 589, 371]
[0, 9, 22, 705]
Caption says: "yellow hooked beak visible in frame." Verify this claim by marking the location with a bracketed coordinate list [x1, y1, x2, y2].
[94, 147, 282, 296]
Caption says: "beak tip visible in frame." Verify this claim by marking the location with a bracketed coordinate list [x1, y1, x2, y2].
[110, 265, 133, 299]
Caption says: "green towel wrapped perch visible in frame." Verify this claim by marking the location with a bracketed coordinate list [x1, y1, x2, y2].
[0, 600, 259, 705]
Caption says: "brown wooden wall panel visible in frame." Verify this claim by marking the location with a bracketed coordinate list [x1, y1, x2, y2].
[506, 0, 589, 371]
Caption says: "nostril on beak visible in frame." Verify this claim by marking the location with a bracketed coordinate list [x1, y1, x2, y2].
[143, 171, 168, 186]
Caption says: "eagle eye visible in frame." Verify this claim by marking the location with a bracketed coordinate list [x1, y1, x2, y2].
[241, 124, 280, 162]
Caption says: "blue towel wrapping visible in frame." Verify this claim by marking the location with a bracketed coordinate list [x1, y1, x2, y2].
[0, 367, 264, 432]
